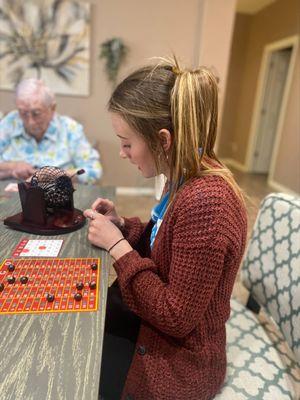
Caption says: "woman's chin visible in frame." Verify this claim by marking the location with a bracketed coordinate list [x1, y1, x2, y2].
[139, 170, 155, 179]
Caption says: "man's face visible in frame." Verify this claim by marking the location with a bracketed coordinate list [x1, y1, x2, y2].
[16, 97, 55, 141]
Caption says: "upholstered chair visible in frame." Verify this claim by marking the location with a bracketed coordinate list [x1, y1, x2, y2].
[216, 193, 300, 399]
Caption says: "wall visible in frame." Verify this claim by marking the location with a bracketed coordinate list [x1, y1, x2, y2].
[196, 0, 237, 138]
[96, 0, 204, 187]
[219, 0, 300, 192]
[0, 0, 236, 187]
[218, 14, 251, 157]
[272, 50, 300, 190]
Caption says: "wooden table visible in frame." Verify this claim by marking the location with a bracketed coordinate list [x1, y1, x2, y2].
[0, 182, 114, 400]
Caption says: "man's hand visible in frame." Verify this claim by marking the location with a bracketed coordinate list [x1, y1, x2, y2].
[66, 169, 78, 182]
[11, 162, 36, 180]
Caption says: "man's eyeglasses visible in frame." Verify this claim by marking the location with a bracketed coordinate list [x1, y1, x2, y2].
[18, 109, 48, 120]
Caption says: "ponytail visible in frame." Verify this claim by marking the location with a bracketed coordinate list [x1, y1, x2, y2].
[169, 67, 219, 197]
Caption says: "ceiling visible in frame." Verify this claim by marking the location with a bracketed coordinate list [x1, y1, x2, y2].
[236, 0, 277, 14]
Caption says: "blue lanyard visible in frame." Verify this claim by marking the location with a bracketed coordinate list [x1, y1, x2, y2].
[150, 191, 170, 248]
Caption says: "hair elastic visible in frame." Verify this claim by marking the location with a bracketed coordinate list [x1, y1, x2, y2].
[172, 66, 182, 75]
[108, 238, 126, 254]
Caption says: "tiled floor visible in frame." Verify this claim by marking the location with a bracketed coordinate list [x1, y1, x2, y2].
[112, 169, 275, 302]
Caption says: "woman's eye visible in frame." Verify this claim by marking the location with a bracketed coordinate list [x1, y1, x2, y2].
[123, 145, 131, 149]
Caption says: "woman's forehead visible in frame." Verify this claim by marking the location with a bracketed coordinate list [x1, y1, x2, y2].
[111, 113, 135, 138]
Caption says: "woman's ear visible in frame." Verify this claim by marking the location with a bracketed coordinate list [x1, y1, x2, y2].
[158, 129, 172, 152]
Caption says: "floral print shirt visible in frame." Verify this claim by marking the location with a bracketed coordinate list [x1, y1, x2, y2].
[0, 111, 102, 184]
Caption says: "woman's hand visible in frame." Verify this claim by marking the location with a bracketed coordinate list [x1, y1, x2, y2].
[83, 209, 132, 259]
[91, 198, 124, 229]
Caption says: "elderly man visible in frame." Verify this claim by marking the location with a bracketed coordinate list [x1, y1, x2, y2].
[0, 78, 102, 183]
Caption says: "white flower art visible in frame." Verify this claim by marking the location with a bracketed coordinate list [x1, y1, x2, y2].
[0, 0, 90, 95]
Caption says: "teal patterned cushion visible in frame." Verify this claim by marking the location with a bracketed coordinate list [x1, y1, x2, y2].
[215, 299, 300, 399]
[241, 193, 300, 361]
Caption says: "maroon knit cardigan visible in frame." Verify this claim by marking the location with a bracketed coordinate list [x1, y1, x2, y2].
[113, 175, 247, 400]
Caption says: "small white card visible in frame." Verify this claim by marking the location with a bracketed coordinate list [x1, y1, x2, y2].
[12, 239, 64, 257]
[4, 183, 18, 192]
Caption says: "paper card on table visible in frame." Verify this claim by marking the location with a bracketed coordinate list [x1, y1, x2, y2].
[4, 183, 18, 192]
[12, 239, 64, 257]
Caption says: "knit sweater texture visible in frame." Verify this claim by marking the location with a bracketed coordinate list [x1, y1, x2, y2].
[113, 175, 247, 400]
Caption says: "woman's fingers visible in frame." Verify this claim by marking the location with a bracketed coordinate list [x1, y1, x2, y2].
[91, 198, 114, 214]
[83, 208, 97, 220]
[85, 211, 121, 250]
[91, 198, 103, 211]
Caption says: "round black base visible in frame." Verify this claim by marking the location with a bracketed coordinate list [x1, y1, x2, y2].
[3, 209, 86, 235]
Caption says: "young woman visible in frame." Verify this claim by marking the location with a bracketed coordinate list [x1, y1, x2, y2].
[84, 59, 247, 400]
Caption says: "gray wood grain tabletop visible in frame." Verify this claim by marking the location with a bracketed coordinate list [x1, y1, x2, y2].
[0, 182, 115, 400]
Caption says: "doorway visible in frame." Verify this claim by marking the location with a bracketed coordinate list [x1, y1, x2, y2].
[246, 36, 299, 177]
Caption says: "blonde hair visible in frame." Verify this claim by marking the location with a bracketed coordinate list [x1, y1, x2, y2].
[108, 58, 244, 204]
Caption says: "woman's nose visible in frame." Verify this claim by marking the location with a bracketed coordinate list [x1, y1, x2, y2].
[119, 149, 127, 159]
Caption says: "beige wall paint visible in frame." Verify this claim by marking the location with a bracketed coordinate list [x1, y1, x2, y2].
[196, 0, 237, 151]
[0, 0, 236, 187]
[220, 0, 300, 192]
[273, 50, 300, 192]
[218, 14, 251, 157]
[96, 0, 204, 187]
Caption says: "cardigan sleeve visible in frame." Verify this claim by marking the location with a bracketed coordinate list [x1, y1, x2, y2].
[113, 190, 233, 338]
[122, 217, 148, 248]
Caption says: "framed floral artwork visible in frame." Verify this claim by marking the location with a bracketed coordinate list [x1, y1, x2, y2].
[0, 0, 90, 96]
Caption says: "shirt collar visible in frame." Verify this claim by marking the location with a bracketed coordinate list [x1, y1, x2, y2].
[43, 113, 59, 142]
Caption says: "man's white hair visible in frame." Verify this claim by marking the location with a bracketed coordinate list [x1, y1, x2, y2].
[15, 78, 56, 107]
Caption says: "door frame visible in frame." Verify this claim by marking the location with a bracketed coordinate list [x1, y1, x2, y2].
[245, 35, 299, 181]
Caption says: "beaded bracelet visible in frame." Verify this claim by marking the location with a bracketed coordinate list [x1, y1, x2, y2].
[108, 238, 126, 254]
